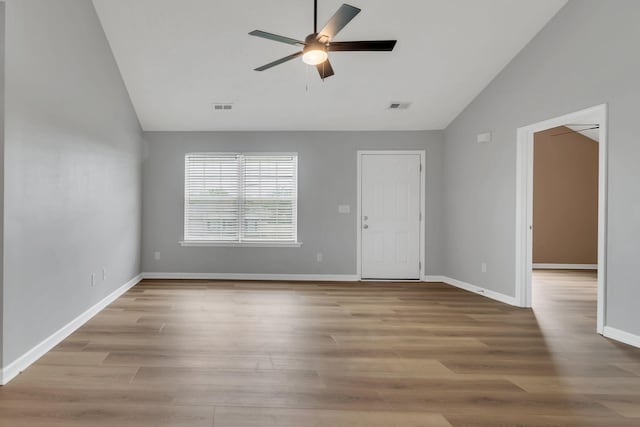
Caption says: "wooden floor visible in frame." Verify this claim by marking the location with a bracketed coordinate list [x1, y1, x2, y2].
[1, 271, 639, 426]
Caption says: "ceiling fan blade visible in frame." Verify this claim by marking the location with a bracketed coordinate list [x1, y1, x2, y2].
[328, 40, 397, 52]
[254, 51, 303, 71]
[249, 30, 304, 46]
[318, 4, 361, 40]
[316, 59, 335, 79]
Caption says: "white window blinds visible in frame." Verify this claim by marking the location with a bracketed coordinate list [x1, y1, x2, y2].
[184, 153, 298, 243]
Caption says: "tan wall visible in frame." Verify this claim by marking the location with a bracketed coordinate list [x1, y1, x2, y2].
[533, 126, 598, 264]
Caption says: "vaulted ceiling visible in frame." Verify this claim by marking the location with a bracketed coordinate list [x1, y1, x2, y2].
[93, 0, 567, 131]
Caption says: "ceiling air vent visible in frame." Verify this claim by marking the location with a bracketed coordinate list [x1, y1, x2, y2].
[212, 103, 233, 111]
[389, 102, 411, 110]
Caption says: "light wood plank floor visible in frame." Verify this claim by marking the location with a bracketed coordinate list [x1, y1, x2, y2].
[1, 271, 639, 426]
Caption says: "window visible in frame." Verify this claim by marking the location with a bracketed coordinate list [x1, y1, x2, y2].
[183, 153, 299, 246]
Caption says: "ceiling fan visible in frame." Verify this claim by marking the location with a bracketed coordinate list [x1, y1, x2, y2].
[249, 0, 397, 79]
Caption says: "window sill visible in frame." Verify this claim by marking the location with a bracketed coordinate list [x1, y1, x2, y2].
[179, 241, 303, 248]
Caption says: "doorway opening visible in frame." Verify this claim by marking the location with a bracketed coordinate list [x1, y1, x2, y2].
[515, 104, 607, 334]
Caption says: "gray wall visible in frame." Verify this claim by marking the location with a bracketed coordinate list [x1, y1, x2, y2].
[0, 1, 5, 369]
[443, 0, 640, 335]
[2, 0, 143, 366]
[143, 131, 444, 276]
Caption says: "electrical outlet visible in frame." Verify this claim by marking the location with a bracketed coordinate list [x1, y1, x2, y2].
[154, 251, 161, 260]
[316, 252, 323, 263]
[481, 262, 487, 273]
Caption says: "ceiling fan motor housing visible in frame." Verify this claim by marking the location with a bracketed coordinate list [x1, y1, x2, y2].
[304, 34, 329, 51]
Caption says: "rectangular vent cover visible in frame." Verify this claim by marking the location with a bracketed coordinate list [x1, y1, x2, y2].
[389, 102, 411, 110]
[212, 103, 233, 111]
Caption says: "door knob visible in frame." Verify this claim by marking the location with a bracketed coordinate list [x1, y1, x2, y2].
[363, 224, 369, 229]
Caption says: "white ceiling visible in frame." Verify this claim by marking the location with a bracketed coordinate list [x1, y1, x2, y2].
[93, 0, 567, 131]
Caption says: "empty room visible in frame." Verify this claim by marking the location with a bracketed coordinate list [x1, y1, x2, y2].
[1, 0, 639, 426]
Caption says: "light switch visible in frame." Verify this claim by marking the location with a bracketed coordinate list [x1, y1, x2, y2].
[338, 205, 351, 214]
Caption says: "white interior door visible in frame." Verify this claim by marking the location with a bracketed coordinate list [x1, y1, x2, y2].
[360, 153, 421, 279]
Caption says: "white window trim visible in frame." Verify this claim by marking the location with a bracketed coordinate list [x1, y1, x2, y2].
[179, 241, 303, 248]
[183, 152, 300, 247]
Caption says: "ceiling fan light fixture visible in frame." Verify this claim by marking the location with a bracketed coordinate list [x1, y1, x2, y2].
[302, 48, 328, 65]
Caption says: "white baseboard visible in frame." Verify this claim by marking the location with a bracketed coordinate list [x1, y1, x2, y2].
[439, 276, 519, 306]
[532, 263, 598, 270]
[0, 274, 143, 386]
[142, 272, 359, 282]
[422, 275, 446, 282]
[603, 326, 640, 349]
[144, 273, 450, 283]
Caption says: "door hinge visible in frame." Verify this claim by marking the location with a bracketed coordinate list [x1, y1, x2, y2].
[419, 163, 422, 172]
[419, 261, 422, 271]
[419, 212, 422, 221]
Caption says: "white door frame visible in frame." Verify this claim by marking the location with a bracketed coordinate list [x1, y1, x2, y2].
[356, 150, 426, 281]
[515, 104, 607, 333]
